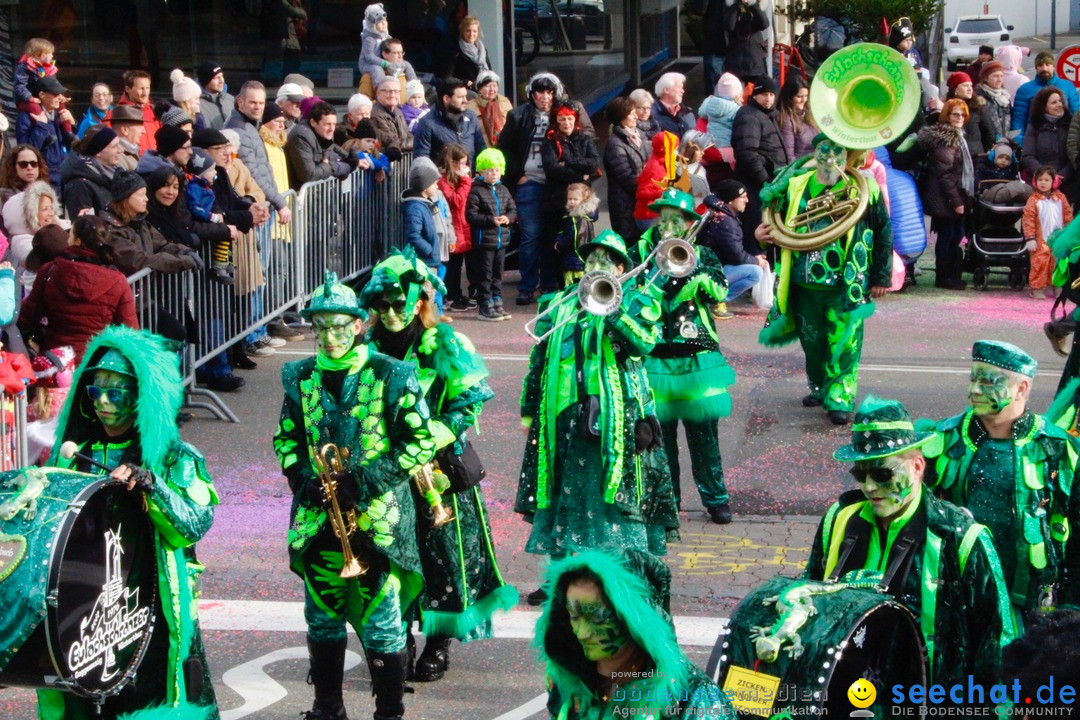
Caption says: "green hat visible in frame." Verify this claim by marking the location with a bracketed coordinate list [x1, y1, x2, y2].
[833, 395, 934, 462]
[357, 247, 447, 311]
[87, 348, 135, 378]
[577, 229, 631, 267]
[648, 188, 700, 219]
[301, 270, 366, 319]
[972, 340, 1037, 378]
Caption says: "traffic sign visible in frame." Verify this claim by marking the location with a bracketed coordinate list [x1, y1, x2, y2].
[1057, 46, 1080, 87]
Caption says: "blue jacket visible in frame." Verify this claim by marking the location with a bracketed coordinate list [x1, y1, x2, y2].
[413, 107, 486, 162]
[185, 176, 218, 223]
[16, 110, 71, 197]
[401, 190, 441, 267]
[1011, 76, 1080, 145]
[76, 106, 110, 139]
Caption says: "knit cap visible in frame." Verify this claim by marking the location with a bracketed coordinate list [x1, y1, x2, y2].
[409, 156, 440, 192]
[170, 69, 201, 103]
[160, 106, 191, 128]
[111, 170, 147, 202]
[196, 61, 223, 87]
[946, 71, 972, 91]
[715, 73, 743, 100]
[352, 118, 378, 140]
[187, 148, 216, 176]
[156, 125, 191, 157]
[405, 80, 425, 101]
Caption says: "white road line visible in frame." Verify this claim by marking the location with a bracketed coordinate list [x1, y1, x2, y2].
[219, 646, 364, 720]
[198, 600, 726, 647]
[491, 694, 549, 720]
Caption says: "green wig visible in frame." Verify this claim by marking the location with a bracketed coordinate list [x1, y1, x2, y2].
[475, 148, 506, 173]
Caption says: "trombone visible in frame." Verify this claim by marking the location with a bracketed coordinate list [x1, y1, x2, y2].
[523, 213, 710, 343]
[315, 444, 368, 578]
[414, 463, 455, 527]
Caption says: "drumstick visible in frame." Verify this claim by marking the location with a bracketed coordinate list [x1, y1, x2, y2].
[59, 441, 114, 474]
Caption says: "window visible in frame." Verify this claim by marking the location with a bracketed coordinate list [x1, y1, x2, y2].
[955, 18, 1004, 34]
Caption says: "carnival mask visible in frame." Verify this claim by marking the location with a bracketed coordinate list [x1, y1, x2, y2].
[968, 362, 1016, 416]
[584, 247, 621, 275]
[374, 291, 417, 333]
[566, 580, 629, 661]
[851, 454, 919, 520]
[814, 139, 847, 187]
[657, 207, 690, 240]
[313, 312, 361, 359]
[89, 370, 137, 436]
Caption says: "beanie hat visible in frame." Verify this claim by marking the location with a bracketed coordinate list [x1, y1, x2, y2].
[191, 128, 230, 149]
[475, 147, 506, 173]
[946, 71, 973, 91]
[751, 76, 777, 96]
[160, 106, 192, 128]
[111, 169, 147, 203]
[187, 148, 216, 176]
[405, 80, 425, 101]
[220, 129, 241, 150]
[352, 118, 378, 140]
[299, 96, 325, 119]
[196, 60, 223, 87]
[82, 126, 117, 157]
[979, 61, 1005, 82]
[1036, 51, 1056, 66]
[170, 69, 201, 103]
[715, 72, 743, 100]
[156, 125, 191, 157]
[991, 139, 1014, 159]
[408, 156, 440, 192]
[262, 101, 284, 123]
[475, 70, 500, 91]
[713, 179, 747, 203]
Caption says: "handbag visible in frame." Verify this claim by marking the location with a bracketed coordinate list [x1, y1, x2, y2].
[436, 440, 486, 493]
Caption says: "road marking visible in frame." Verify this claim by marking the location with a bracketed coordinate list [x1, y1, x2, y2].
[491, 693, 549, 720]
[219, 646, 364, 720]
[198, 600, 726, 646]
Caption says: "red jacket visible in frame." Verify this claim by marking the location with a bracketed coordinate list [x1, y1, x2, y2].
[438, 173, 473, 254]
[106, 96, 160, 154]
[18, 249, 139, 364]
[634, 131, 677, 221]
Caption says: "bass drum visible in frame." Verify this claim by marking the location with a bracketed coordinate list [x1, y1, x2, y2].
[0, 469, 157, 701]
[707, 576, 928, 717]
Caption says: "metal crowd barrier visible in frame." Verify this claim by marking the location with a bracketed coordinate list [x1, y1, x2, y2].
[0, 392, 28, 470]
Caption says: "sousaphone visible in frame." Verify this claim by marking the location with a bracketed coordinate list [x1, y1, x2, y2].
[763, 43, 920, 251]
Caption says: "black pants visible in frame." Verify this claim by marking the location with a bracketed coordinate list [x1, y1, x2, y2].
[932, 215, 965, 280]
[477, 246, 505, 305]
[445, 248, 483, 302]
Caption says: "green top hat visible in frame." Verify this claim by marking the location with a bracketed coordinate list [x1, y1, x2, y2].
[833, 395, 934, 462]
[357, 247, 447, 311]
[577, 229, 631, 268]
[302, 270, 366, 319]
[648, 188, 700, 219]
[972, 340, 1037, 378]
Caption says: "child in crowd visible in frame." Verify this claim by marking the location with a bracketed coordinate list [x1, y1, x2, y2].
[402, 80, 430, 132]
[344, 119, 389, 182]
[1023, 165, 1073, 299]
[466, 148, 516, 322]
[698, 72, 743, 148]
[976, 140, 1020, 184]
[552, 182, 598, 286]
[359, 3, 417, 83]
[436, 143, 476, 312]
[186, 148, 233, 284]
[15, 38, 59, 115]
[541, 103, 601, 223]
[402, 156, 453, 314]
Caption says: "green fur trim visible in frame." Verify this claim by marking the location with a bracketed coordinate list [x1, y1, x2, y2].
[1049, 222, 1080, 260]
[1048, 377, 1080, 426]
[422, 584, 519, 639]
[50, 326, 182, 477]
[648, 353, 735, 422]
[117, 703, 216, 720]
[654, 392, 732, 423]
[420, 325, 489, 399]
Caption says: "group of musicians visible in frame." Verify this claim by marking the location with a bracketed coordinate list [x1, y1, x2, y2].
[7, 42, 1080, 720]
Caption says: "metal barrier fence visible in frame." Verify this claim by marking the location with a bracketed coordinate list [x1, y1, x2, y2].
[0, 392, 28, 470]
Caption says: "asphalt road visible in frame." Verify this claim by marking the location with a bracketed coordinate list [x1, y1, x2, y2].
[0, 260, 1065, 718]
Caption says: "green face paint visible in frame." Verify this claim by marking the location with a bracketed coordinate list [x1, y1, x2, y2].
[374, 291, 417, 333]
[657, 207, 690, 239]
[852, 455, 917, 520]
[968, 362, 1015, 416]
[313, 312, 360, 359]
[584, 247, 620, 275]
[90, 370, 137, 437]
[565, 580, 628, 661]
[814, 139, 847, 186]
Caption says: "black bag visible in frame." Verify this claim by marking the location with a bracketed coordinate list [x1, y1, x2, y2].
[437, 440, 486, 493]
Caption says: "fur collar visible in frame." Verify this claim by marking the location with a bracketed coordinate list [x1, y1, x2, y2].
[569, 192, 600, 218]
[918, 121, 966, 148]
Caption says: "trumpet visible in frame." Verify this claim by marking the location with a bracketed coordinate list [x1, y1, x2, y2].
[315, 444, 368, 578]
[414, 463, 455, 527]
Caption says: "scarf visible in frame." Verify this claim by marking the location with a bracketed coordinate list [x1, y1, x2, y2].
[147, 198, 196, 249]
[1045, 112, 1065, 124]
[958, 129, 975, 197]
[477, 96, 506, 144]
[458, 38, 488, 71]
[315, 343, 367, 373]
[979, 83, 1012, 108]
[258, 124, 287, 148]
[90, 157, 117, 181]
[370, 316, 425, 361]
[622, 125, 641, 148]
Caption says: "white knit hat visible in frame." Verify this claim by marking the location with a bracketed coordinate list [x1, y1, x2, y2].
[170, 69, 201, 103]
[715, 72, 743, 101]
[220, 128, 241, 151]
[405, 80, 425, 101]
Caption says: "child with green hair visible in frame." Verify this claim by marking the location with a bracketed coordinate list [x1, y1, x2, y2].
[465, 148, 517, 321]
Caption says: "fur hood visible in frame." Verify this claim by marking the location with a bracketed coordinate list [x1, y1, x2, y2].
[918, 121, 966, 150]
[362, 2, 386, 33]
[568, 191, 600, 219]
[1, 180, 57, 237]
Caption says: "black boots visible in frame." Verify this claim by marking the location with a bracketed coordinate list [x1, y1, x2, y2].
[369, 649, 409, 720]
[413, 636, 451, 682]
[306, 637, 349, 720]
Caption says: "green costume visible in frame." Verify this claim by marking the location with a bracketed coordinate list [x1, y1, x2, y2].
[629, 190, 736, 516]
[39, 327, 219, 720]
[536, 550, 736, 720]
[517, 232, 678, 558]
[807, 396, 1014, 687]
[759, 164, 893, 413]
[273, 272, 437, 720]
[359, 251, 517, 681]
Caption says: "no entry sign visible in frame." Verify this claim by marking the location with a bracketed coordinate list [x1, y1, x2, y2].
[1057, 46, 1080, 87]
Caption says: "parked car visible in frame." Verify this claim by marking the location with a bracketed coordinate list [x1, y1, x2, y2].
[945, 15, 1013, 70]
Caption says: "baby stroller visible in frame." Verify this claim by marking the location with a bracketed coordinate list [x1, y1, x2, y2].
[966, 179, 1031, 290]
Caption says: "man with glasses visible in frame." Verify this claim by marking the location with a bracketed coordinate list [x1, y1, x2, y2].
[372, 37, 418, 84]
[370, 77, 413, 160]
[918, 340, 1080, 628]
[805, 395, 1013, 686]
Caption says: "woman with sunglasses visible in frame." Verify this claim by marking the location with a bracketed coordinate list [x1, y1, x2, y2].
[0, 144, 48, 215]
[357, 248, 516, 683]
[40, 325, 219, 717]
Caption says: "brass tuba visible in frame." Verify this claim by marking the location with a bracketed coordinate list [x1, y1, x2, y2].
[315, 444, 368, 578]
[763, 43, 920, 252]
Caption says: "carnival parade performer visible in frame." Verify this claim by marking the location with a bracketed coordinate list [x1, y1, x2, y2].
[358, 249, 517, 682]
[273, 271, 438, 720]
[807, 395, 1014, 686]
[41, 325, 219, 719]
[535, 549, 736, 719]
[756, 133, 893, 425]
[918, 340, 1080, 627]
[629, 187, 736, 524]
[516, 231, 678, 605]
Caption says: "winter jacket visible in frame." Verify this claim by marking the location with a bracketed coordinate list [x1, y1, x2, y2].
[370, 102, 415, 155]
[1012, 76, 1080, 145]
[465, 95, 513, 148]
[603, 125, 649, 239]
[105, 97, 160, 154]
[210, 167, 255, 233]
[225, 110, 288, 211]
[16, 111, 71, 197]
[101, 210, 203, 275]
[465, 178, 517, 250]
[200, 89, 236, 130]
[1021, 112, 1072, 181]
[2, 181, 65, 280]
[18, 248, 138, 363]
[961, 95, 996, 157]
[14, 57, 51, 107]
[60, 153, 115, 218]
[497, 97, 595, 187]
[136, 152, 230, 249]
[359, 28, 417, 82]
[700, 0, 770, 78]
[698, 95, 739, 148]
[76, 105, 109, 139]
[450, 50, 489, 88]
[414, 107, 485, 161]
[186, 176, 218, 222]
[701, 197, 757, 266]
[636, 115, 661, 142]
[975, 84, 1011, 142]
[780, 116, 817, 161]
[227, 157, 266, 205]
[635, 132, 677, 221]
[917, 122, 971, 219]
[401, 191, 443, 267]
[284, 122, 353, 189]
[731, 97, 789, 188]
[650, 98, 696, 139]
[540, 129, 601, 213]
[437, 174, 473, 254]
[552, 194, 599, 272]
[400, 102, 429, 133]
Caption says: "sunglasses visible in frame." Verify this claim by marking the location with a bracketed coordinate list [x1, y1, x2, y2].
[372, 298, 408, 314]
[16, 160, 39, 169]
[87, 385, 131, 404]
[849, 466, 895, 484]
[313, 321, 354, 335]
